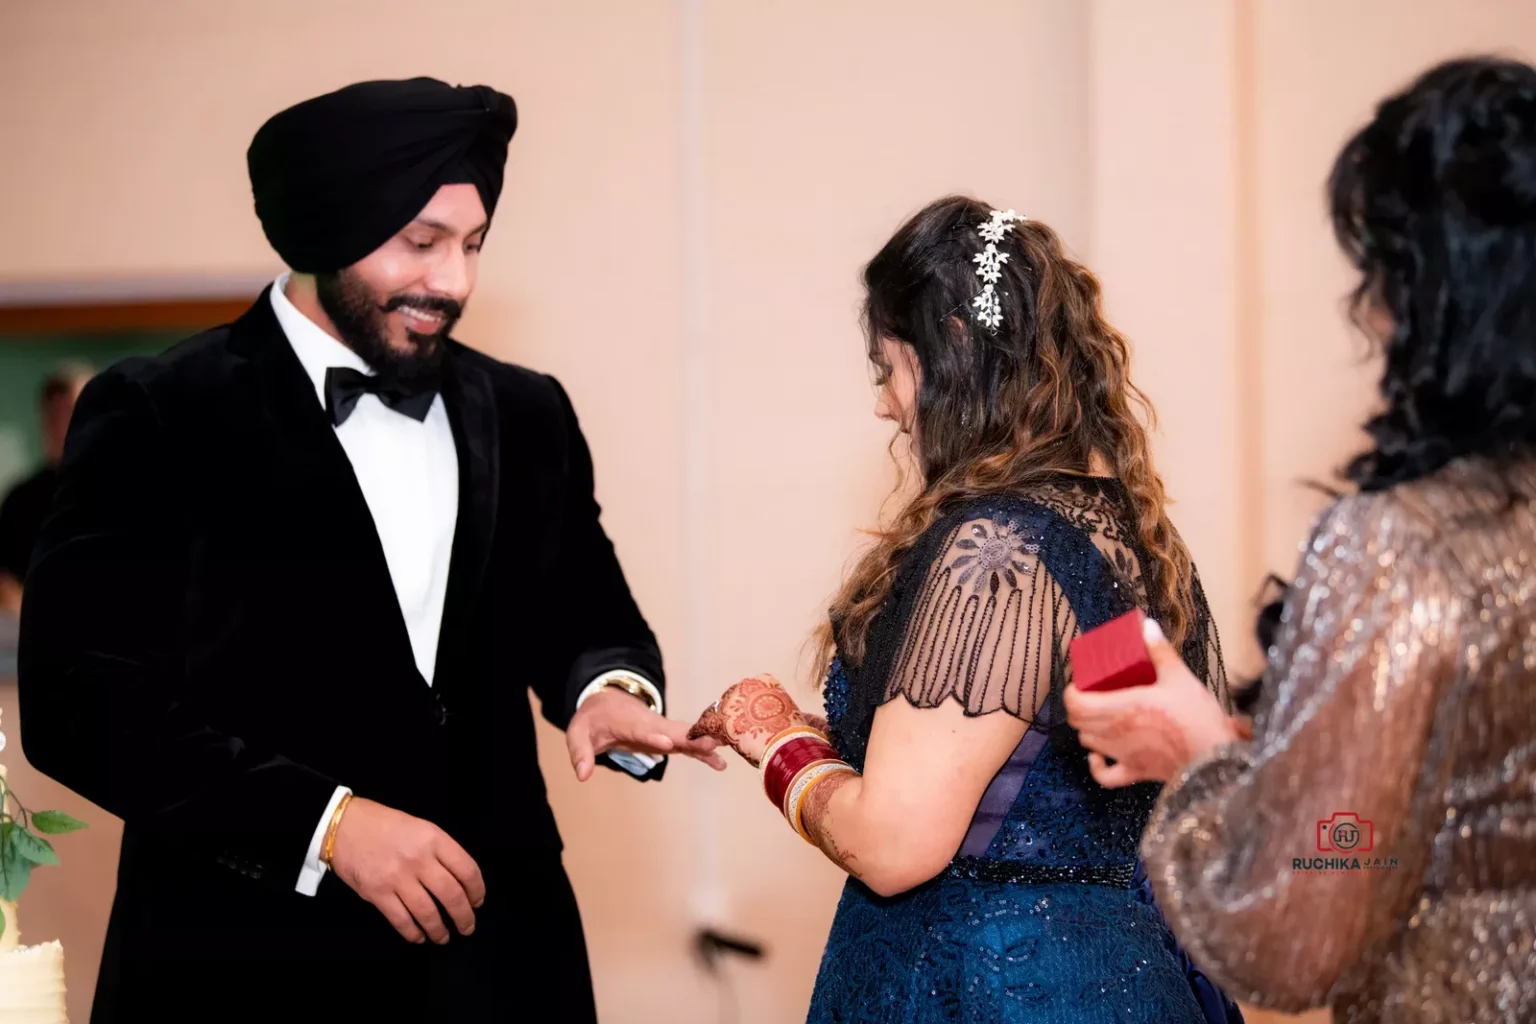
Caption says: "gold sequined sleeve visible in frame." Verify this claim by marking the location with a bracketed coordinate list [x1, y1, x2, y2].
[1140, 491, 1461, 1012]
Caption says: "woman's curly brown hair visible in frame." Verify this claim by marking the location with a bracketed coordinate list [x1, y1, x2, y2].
[818, 196, 1195, 672]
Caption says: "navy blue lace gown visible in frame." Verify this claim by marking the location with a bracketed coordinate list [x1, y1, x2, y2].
[808, 476, 1239, 1024]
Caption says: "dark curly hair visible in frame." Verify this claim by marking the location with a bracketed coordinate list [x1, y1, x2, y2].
[1332, 55, 1536, 490]
[1239, 55, 1536, 714]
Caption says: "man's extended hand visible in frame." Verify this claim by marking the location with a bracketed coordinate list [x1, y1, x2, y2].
[566, 688, 727, 781]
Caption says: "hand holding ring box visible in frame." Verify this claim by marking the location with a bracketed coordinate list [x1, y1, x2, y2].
[1069, 608, 1157, 692]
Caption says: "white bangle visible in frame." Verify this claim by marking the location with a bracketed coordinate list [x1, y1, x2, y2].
[760, 725, 826, 767]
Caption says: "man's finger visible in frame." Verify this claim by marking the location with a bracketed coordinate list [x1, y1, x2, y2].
[643, 715, 698, 748]
[398, 881, 451, 945]
[673, 736, 729, 771]
[567, 718, 597, 782]
[597, 704, 686, 755]
[434, 836, 486, 909]
[421, 862, 476, 937]
[379, 893, 427, 944]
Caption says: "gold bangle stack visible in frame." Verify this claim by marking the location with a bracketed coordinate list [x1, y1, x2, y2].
[757, 724, 859, 844]
[320, 792, 354, 867]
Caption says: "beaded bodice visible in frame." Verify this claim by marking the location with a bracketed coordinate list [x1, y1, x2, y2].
[822, 475, 1229, 880]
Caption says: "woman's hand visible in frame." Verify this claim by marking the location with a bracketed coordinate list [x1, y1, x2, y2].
[688, 674, 812, 767]
[1063, 617, 1244, 788]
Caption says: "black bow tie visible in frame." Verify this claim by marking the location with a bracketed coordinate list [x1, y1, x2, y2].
[324, 366, 437, 427]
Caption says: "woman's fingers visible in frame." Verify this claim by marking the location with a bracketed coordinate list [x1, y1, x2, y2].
[688, 706, 728, 743]
[1087, 752, 1138, 789]
[1062, 682, 1136, 731]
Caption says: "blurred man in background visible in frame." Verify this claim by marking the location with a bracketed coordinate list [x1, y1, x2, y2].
[0, 362, 92, 614]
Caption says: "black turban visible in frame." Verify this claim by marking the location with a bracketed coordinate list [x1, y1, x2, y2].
[247, 77, 518, 273]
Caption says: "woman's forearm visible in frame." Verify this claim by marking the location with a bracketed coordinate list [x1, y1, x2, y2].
[798, 773, 954, 896]
[799, 770, 865, 880]
[688, 676, 985, 896]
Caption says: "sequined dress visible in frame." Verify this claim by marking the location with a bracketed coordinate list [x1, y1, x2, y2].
[810, 475, 1237, 1024]
[1142, 458, 1536, 1023]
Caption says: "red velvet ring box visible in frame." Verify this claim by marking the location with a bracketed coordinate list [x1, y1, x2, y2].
[1069, 608, 1157, 692]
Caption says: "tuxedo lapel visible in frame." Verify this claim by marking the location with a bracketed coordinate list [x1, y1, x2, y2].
[429, 344, 500, 690]
[226, 290, 420, 677]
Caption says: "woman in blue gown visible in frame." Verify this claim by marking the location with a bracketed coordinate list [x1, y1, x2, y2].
[692, 197, 1242, 1023]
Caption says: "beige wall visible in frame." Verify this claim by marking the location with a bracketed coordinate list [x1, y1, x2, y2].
[1253, 0, 1536, 576]
[5, 2, 1536, 1023]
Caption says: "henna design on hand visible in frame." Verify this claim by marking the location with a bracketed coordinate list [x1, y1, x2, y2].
[726, 679, 796, 736]
[690, 676, 807, 766]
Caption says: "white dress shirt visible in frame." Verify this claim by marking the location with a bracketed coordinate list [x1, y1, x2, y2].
[268, 276, 661, 897]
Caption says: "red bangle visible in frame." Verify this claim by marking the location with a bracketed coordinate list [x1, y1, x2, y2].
[764, 736, 838, 811]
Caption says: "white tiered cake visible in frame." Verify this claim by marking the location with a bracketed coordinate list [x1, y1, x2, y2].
[0, 932, 67, 1023]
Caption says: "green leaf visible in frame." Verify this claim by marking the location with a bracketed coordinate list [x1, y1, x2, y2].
[0, 853, 32, 902]
[29, 811, 87, 835]
[7, 828, 58, 867]
[0, 821, 40, 901]
[0, 905, 6, 943]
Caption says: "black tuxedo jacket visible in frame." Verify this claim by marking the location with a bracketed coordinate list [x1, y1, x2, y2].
[16, 290, 662, 1017]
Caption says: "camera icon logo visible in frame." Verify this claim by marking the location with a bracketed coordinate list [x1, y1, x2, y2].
[1317, 811, 1374, 853]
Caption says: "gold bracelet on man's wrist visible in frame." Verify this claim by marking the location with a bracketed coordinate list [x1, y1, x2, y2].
[598, 674, 660, 712]
[320, 792, 354, 867]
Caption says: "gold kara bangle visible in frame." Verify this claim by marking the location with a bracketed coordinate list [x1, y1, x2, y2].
[785, 762, 857, 843]
[320, 792, 354, 867]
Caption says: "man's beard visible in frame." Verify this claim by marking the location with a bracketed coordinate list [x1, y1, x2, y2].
[314, 269, 462, 389]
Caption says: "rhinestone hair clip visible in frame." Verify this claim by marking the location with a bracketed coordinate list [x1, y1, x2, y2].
[972, 208, 1024, 333]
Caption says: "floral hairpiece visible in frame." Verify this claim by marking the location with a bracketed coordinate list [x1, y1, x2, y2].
[972, 208, 1024, 333]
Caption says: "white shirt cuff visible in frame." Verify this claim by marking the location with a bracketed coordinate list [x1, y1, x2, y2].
[295, 784, 352, 896]
[576, 670, 664, 775]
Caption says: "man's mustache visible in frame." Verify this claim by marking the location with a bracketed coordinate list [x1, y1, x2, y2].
[381, 293, 464, 322]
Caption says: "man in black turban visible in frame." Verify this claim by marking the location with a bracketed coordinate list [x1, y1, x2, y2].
[248, 77, 517, 274]
[19, 77, 721, 1024]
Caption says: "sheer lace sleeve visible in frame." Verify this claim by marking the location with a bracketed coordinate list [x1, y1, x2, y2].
[883, 515, 1070, 727]
[1184, 566, 1233, 712]
[1139, 492, 1462, 1012]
